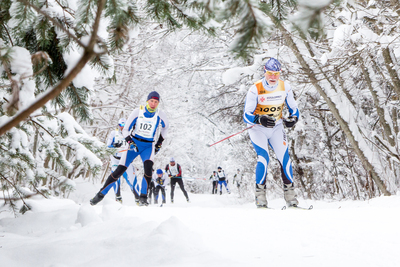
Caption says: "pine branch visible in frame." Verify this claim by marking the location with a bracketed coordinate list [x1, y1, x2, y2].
[0, 0, 107, 137]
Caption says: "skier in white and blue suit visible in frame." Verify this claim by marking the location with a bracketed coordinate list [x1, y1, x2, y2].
[105, 118, 140, 204]
[91, 91, 169, 206]
[243, 58, 300, 208]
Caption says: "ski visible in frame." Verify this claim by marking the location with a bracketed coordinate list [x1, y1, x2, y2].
[283, 205, 313, 210]
[257, 206, 275, 210]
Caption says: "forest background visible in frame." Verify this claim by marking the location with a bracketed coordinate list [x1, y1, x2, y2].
[1, 0, 400, 213]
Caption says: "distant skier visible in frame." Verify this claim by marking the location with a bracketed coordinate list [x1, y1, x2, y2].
[154, 169, 167, 204]
[217, 167, 230, 195]
[209, 171, 218, 194]
[90, 91, 169, 206]
[243, 57, 300, 208]
[165, 157, 189, 203]
[105, 118, 139, 204]
[233, 169, 242, 188]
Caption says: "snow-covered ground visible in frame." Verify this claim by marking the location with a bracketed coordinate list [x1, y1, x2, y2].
[1, 178, 399, 267]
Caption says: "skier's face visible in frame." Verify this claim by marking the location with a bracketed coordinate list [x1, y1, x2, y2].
[264, 70, 280, 86]
[170, 161, 175, 166]
[148, 98, 159, 109]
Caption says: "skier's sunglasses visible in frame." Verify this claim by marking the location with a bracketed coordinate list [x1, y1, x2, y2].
[265, 71, 280, 76]
[119, 123, 125, 127]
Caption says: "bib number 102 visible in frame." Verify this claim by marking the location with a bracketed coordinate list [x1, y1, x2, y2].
[139, 123, 152, 131]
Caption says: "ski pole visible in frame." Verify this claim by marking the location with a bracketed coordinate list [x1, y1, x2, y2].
[207, 125, 255, 147]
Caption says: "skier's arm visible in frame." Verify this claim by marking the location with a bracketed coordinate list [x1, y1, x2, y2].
[176, 164, 182, 178]
[106, 131, 115, 148]
[123, 109, 140, 139]
[284, 82, 300, 118]
[243, 85, 259, 125]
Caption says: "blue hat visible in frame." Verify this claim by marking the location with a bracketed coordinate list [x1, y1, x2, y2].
[264, 58, 281, 72]
[156, 169, 163, 175]
[147, 91, 160, 101]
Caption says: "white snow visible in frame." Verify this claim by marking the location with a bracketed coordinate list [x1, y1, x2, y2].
[1, 178, 399, 267]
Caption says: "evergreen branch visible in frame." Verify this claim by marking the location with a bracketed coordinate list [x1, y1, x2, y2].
[0, 173, 33, 203]
[16, 0, 85, 48]
[0, 0, 107, 136]
[30, 118, 54, 138]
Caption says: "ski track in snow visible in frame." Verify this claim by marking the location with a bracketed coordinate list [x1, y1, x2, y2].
[1, 179, 399, 267]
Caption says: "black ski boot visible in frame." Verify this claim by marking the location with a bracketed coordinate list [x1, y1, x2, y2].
[139, 196, 149, 206]
[90, 192, 105, 206]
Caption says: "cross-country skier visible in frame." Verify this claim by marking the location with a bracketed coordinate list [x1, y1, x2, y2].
[90, 91, 169, 206]
[105, 118, 140, 204]
[233, 169, 242, 189]
[217, 167, 230, 195]
[165, 157, 189, 203]
[243, 57, 300, 208]
[209, 171, 218, 194]
[154, 169, 167, 204]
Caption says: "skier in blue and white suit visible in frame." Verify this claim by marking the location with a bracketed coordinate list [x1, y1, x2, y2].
[243, 58, 300, 208]
[91, 91, 169, 206]
[105, 118, 140, 204]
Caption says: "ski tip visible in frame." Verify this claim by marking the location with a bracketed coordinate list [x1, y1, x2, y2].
[309, 205, 313, 210]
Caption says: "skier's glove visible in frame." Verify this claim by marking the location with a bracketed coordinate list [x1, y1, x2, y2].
[283, 116, 298, 128]
[154, 135, 164, 155]
[125, 136, 138, 152]
[258, 115, 276, 128]
[113, 141, 122, 148]
[155, 143, 162, 155]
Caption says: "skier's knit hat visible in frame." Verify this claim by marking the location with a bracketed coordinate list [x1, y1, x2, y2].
[156, 169, 163, 175]
[264, 58, 281, 72]
[147, 91, 160, 101]
[170, 157, 175, 162]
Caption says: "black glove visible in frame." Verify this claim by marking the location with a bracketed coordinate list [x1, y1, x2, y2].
[155, 143, 162, 155]
[113, 141, 122, 148]
[258, 115, 276, 128]
[125, 135, 133, 143]
[125, 135, 138, 152]
[283, 116, 298, 128]
[154, 135, 164, 155]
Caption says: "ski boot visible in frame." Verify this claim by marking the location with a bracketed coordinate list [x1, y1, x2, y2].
[219, 191, 222, 195]
[186, 198, 190, 203]
[90, 192, 105, 206]
[255, 184, 268, 208]
[139, 196, 149, 206]
[283, 183, 299, 207]
[116, 196, 123, 204]
[171, 199, 174, 204]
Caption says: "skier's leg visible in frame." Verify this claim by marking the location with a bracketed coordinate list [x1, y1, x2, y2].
[170, 178, 176, 202]
[269, 124, 298, 206]
[248, 127, 271, 207]
[223, 180, 230, 193]
[161, 187, 166, 203]
[154, 186, 160, 204]
[90, 149, 137, 206]
[177, 179, 189, 201]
